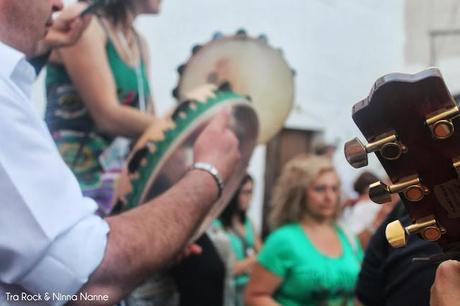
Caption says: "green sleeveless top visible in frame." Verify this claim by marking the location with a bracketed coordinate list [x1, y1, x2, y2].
[44, 35, 151, 215]
[45, 39, 151, 133]
[214, 218, 255, 286]
[258, 223, 363, 306]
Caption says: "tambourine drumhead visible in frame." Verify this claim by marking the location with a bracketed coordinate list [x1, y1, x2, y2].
[177, 35, 294, 144]
[122, 91, 258, 241]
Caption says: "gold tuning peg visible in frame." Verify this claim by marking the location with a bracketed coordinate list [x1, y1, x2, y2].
[452, 157, 460, 178]
[369, 176, 428, 204]
[368, 181, 393, 204]
[386, 216, 445, 248]
[426, 106, 460, 140]
[344, 132, 406, 169]
[386, 220, 407, 248]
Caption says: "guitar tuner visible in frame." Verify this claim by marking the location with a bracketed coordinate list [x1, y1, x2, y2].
[347, 68, 460, 253]
[344, 132, 406, 168]
[368, 176, 428, 204]
[426, 105, 460, 139]
[385, 216, 445, 248]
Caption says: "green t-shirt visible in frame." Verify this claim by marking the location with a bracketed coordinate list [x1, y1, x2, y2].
[258, 223, 363, 306]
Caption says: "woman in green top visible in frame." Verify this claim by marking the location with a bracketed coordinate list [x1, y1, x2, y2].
[246, 155, 363, 306]
[45, 0, 171, 215]
[219, 173, 263, 306]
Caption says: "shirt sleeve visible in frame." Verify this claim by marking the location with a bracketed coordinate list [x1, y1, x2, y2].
[0, 87, 109, 297]
[257, 227, 292, 278]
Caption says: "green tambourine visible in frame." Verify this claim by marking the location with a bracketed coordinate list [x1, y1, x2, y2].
[117, 86, 258, 240]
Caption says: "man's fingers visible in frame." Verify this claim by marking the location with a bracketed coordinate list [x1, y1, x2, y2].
[188, 244, 202, 255]
[208, 107, 232, 132]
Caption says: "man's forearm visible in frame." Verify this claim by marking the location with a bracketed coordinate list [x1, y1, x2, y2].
[75, 170, 218, 304]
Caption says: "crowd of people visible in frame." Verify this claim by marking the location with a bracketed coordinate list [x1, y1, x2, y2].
[0, 0, 459, 306]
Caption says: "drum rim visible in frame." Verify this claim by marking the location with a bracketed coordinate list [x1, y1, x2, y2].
[124, 90, 257, 209]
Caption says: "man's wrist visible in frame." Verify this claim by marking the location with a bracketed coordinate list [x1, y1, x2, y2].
[190, 162, 224, 199]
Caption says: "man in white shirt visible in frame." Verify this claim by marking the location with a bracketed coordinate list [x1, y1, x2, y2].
[0, 1, 241, 305]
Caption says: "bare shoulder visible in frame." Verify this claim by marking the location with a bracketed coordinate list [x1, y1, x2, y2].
[51, 16, 106, 63]
[78, 17, 107, 46]
[137, 33, 150, 52]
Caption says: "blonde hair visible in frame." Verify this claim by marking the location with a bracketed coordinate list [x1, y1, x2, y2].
[268, 154, 340, 230]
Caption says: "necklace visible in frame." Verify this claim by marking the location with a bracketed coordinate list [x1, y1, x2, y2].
[117, 29, 147, 113]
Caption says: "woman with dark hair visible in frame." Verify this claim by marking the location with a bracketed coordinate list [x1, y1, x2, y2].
[45, 0, 171, 215]
[218, 173, 262, 306]
[45, 1, 178, 305]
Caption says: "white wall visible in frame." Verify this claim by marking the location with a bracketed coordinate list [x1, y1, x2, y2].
[405, 0, 460, 93]
[33, 0, 407, 233]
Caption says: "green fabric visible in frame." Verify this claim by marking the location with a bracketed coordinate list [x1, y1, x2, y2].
[106, 40, 151, 100]
[227, 218, 255, 286]
[46, 40, 150, 99]
[44, 37, 151, 214]
[258, 223, 363, 306]
[212, 218, 256, 286]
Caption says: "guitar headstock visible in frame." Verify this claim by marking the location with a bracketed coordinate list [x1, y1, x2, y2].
[345, 68, 460, 253]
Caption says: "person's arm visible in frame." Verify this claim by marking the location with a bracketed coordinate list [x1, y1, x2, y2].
[232, 220, 261, 276]
[233, 255, 257, 276]
[357, 201, 397, 249]
[252, 220, 263, 252]
[74, 109, 240, 304]
[34, 2, 91, 58]
[55, 18, 166, 138]
[245, 263, 282, 306]
[430, 260, 460, 306]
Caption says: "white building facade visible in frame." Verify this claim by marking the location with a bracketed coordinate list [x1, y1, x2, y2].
[34, 0, 460, 233]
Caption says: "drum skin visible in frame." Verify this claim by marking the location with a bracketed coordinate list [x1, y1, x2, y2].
[176, 33, 294, 144]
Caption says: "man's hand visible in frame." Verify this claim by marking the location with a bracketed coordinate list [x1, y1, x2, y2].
[174, 244, 203, 263]
[193, 107, 241, 182]
[34, 3, 91, 56]
[430, 260, 460, 306]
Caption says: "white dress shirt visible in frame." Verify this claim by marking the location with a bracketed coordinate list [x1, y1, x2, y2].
[0, 42, 109, 305]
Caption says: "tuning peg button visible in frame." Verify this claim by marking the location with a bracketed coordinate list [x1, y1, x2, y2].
[386, 220, 407, 248]
[344, 133, 406, 169]
[344, 137, 368, 168]
[368, 181, 392, 204]
[386, 216, 444, 248]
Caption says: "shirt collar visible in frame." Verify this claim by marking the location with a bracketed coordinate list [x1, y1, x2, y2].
[0, 41, 27, 78]
[0, 41, 36, 97]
